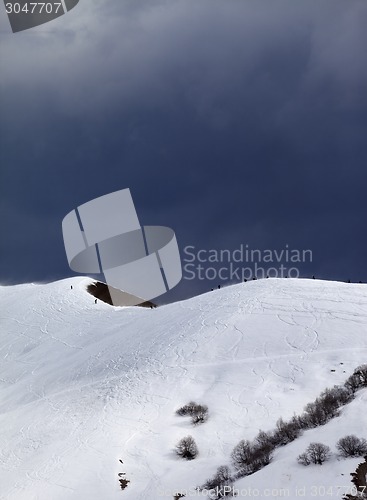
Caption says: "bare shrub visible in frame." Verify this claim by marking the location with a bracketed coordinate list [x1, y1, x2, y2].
[176, 401, 199, 416]
[231, 439, 273, 476]
[303, 390, 338, 428]
[336, 435, 367, 458]
[345, 373, 361, 394]
[175, 436, 198, 460]
[231, 440, 254, 471]
[301, 385, 352, 429]
[192, 408, 209, 425]
[250, 443, 273, 471]
[344, 365, 367, 394]
[297, 452, 311, 466]
[176, 402, 209, 425]
[302, 402, 320, 428]
[318, 387, 344, 417]
[272, 417, 301, 446]
[298, 442, 331, 465]
[201, 466, 234, 498]
[295, 413, 310, 431]
[354, 365, 367, 387]
[255, 430, 274, 450]
[332, 385, 353, 405]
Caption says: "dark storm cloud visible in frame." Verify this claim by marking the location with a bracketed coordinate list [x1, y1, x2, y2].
[0, 0, 366, 299]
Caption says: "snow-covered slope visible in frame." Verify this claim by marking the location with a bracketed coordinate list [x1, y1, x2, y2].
[0, 278, 366, 500]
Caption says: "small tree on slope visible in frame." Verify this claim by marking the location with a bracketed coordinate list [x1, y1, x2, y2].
[298, 442, 331, 465]
[175, 436, 198, 460]
[336, 435, 367, 458]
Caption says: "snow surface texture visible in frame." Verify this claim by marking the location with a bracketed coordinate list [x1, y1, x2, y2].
[0, 278, 366, 500]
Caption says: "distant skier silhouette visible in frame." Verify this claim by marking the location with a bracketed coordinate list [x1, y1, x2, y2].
[70, 285, 73, 289]
[95, 299, 97, 304]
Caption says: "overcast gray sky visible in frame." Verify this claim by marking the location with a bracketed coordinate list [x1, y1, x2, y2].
[1, 0, 366, 301]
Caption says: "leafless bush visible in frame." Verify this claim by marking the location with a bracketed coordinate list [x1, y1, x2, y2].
[354, 365, 367, 387]
[333, 385, 354, 405]
[336, 435, 367, 458]
[345, 373, 361, 394]
[201, 466, 234, 498]
[175, 436, 198, 460]
[192, 408, 209, 425]
[319, 387, 346, 415]
[176, 401, 209, 425]
[176, 401, 199, 416]
[298, 442, 331, 465]
[345, 365, 367, 394]
[272, 417, 301, 446]
[231, 439, 273, 476]
[231, 440, 253, 471]
[297, 452, 311, 466]
[301, 383, 354, 429]
[255, 430, 274, 450]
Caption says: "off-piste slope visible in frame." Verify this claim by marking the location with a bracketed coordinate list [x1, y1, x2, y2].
[0, 278, 366, 500]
